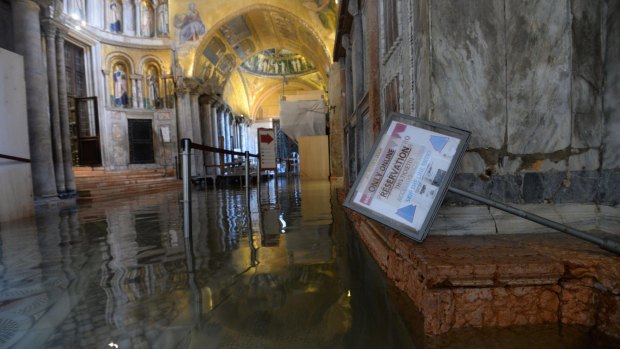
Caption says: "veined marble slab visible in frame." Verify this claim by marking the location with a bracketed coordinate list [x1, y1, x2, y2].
[506, 0, 571, 154]
[430, 203, 617, 236]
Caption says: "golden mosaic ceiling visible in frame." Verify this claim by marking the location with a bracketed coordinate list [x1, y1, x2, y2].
[170, 0, 337, 118]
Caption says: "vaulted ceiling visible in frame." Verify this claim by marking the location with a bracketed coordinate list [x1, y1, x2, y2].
[171, 0, 338, 119]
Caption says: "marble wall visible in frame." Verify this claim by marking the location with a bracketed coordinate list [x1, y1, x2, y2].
[0, 49, 34, 221]
[405, 0, 620, 204]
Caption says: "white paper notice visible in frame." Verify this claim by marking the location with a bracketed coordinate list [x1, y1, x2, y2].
[352, 121, 461, 231]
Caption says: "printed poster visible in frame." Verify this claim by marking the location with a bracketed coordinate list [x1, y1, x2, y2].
[350, 120, 462, 233]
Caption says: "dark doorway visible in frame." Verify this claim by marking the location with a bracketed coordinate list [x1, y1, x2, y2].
[128, 119, 154, 164]
[65, 41, 102, 166]
[75, 97, 102, 165]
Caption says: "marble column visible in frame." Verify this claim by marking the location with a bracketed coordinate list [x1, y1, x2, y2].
[349, 1, 365, 108]
[11, 0, 57, 198]
[42, 20, 66, 193]
[212, 104, 222, 175]
[210, 102, 220, 175]
[136, 77, 143, 109]
[123, 0, 135, 36]
[162, 76, 168, 108]
[56, 28, 76, 193]
[342, 35, 354, 117]
[190, 91, 203, 176]
[101, 70, 111, 107]
[130, 75, 138, 108]
[199, 98, 213, 175]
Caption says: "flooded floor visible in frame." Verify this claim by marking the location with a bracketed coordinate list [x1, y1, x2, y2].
[0, 178, 415, 348]
[1, 177, 616, 349]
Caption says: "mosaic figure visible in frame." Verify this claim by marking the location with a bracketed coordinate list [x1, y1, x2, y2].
[113, 64, 128, 107]
[174, 3, 206, 43]
[109, 0, 122, 33]
[157, 2, 169, 36]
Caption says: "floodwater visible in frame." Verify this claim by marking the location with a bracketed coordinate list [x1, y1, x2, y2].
[1, 177, 616, 349]
[0, 178, 415, 348]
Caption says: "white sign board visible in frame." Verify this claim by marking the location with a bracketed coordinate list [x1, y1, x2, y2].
[344, 113, 470, 242]
[258, 128, 276, 171]
[160, 126, 171, 143]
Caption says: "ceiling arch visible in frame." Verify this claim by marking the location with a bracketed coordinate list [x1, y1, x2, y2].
[180, 1, 337, 118]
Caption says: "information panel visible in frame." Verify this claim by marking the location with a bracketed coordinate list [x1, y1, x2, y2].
[258, 128, 276, 171]
[344, 113, 470, 242]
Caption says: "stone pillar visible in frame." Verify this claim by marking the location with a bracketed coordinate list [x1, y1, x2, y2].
[136, 77, 143, 109]
[190, 91, 203, 176]
[209, 101, 220, 174]
[342, 35, 354, 117]
[101, 70, 110, 107]
[212, 104, 222, 175]
[199, 97, 213, 175]
[123, 0, 135, 35]
[11, 0, 57, 198]
[349, 1, 365, 108]
[130, 75, 138, 108]
[57, 28, 76, 193]
[162, 76, 168, 108]
[42, 20, 66, 193]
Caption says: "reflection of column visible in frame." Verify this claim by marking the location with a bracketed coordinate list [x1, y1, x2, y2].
[11, 0, 57, 199]
[57, 28, 76, 193]
[42, 20, 66, 193]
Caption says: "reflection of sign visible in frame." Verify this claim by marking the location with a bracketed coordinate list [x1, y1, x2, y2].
[258, 128, 276, 170]
[160, 126, 171, 143]
[345, 113, 470, 242]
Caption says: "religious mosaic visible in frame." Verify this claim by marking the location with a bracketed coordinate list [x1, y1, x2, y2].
[241, 49, 315, 76]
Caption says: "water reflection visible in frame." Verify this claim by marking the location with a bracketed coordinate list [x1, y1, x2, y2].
[0, 178, 417, 348]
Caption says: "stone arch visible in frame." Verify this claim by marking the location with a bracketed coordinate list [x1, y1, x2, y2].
[192, 4, 331, 82]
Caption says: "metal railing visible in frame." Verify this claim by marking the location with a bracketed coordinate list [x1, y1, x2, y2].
[181, 138, 258, 239]
[0, 153, 31, 163]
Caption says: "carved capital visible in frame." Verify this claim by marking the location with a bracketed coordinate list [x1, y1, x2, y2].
[41, 19, 58, 39]
[56, 26, 69, 40]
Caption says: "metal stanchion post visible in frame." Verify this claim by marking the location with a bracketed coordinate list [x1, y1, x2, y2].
[245, 151, 250, 208]
[182, 138, 192, 239]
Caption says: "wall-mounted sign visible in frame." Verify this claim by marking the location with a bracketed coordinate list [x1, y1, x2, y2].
[258, 128, 276, 171]
[160, 126, 171, 143]
[344, 113, 470, 242]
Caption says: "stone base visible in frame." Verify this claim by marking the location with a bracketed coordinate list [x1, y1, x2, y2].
[340, 192, 620, 338]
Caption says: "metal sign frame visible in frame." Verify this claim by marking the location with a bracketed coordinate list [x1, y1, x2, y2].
[257, 127, 277, 171]
[344, 112, 470, 242]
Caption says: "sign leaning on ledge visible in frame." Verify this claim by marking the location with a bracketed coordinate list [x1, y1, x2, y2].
[344, 112, 470, 242]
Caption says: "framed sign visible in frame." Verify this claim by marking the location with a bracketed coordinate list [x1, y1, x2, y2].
[344, 112, 470, 242]
[257, 128, 276, 171]
[160, 126, 171, 143]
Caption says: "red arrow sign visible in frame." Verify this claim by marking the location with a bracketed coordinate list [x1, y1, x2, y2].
[260, 134, 274, 144]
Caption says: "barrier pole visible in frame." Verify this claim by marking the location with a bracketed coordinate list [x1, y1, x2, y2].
[182, 138, 192, 239]
[245, 151, 250, 208]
